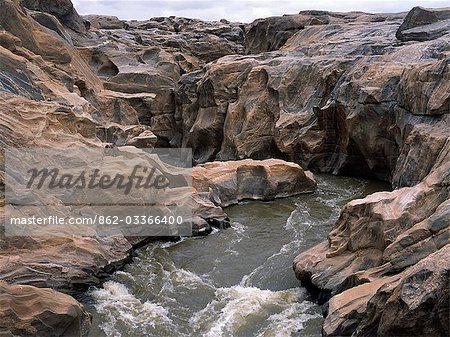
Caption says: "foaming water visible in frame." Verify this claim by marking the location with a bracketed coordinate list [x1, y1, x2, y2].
[91, 281, 174, 337]
[85, 175, 389, 337]
[189, 286, 318, 337]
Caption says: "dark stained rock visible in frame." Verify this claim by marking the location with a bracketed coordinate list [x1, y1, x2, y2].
[398, 19, 450, 42]
[21, 0, 88, 33]
[83, 15, 125, 30]
[29, 11, 73, 43]
[245, 15, 306, 54]
[396, 6, 450, 41]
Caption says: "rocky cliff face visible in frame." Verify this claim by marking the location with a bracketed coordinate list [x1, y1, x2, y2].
[0, 0, 448, 335]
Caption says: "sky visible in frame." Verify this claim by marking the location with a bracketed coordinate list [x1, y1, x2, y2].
[72, 0, 450, 22]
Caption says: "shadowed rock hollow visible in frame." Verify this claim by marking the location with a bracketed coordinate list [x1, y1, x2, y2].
[0, 0, 448, 336]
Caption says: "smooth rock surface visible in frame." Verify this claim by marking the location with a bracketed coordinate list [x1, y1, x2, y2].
[293, 134, 450, 336]
[0, 281, 91, 337]
[22, 0, 88, 33]
[193, 159, 317, 207]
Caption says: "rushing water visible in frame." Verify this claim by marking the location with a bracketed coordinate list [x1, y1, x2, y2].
[83, 175, 389, 337]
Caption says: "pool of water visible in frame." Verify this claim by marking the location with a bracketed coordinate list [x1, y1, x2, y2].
[83, 175, 389, 337]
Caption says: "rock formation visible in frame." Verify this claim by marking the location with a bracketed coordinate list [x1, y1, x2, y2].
[0, 281, 91, 337]
[0, 0, 448, 335]
[193, 159, 316, 207]
[289, 8, 450, 337]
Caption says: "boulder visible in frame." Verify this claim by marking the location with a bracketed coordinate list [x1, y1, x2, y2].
[96, 124, 157, 147]
[193, 159, 316, 207]
[397, 19, 450, 42]
[0, 281, 91, 337]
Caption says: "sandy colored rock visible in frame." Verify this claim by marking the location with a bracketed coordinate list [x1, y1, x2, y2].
[293, 137, 450, 336]
[193, 159, 316, 207]
[177, 8, 449, 183]
[0, 281, 91, 337]
[322, 245, 450, 337]
[22, 0, 88, 33]
[83, 15, 125, 30]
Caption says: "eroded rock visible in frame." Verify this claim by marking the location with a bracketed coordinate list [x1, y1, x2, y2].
[396, 6, 450, 41]
[22, 0, 88, 33]
[293, 140, 450, 336]
[193, 159, 316, 207]
[0, 281, 91, 337]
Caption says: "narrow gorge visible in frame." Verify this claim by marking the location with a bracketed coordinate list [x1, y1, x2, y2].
[0, 0, 448, 336]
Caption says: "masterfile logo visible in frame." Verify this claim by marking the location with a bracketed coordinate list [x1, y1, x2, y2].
[4, 147, 193, 237]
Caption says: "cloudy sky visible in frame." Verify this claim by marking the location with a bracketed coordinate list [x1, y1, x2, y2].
[72, 1, 449, 22]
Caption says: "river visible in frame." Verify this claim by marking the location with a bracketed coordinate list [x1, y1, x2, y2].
[83, 175, 389, 337]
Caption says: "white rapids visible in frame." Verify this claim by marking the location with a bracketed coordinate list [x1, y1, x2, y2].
[87, 175, 388, 337]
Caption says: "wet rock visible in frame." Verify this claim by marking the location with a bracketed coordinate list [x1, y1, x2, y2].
[191, 216, 212, 236]
[0, 281, 91, 337]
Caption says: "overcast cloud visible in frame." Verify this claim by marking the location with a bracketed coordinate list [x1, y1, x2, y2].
[72, 0, 450, 22]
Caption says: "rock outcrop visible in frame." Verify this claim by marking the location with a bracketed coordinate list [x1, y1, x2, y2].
[193, 159, 316, 207]
[396, 6, 450, 41]
[176, 9, 449, 182]
[21, 0, 88, 33]
[289, 8, 450, 336]
[0, 281, 91, 337]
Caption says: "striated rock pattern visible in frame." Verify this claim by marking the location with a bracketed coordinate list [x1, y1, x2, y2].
[0, 281, 91, 337]
[193, 159, 316, 207]
[177, 10, 449, 183]
[0, 0, 448, 335]
[289, 8, 450, 336]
